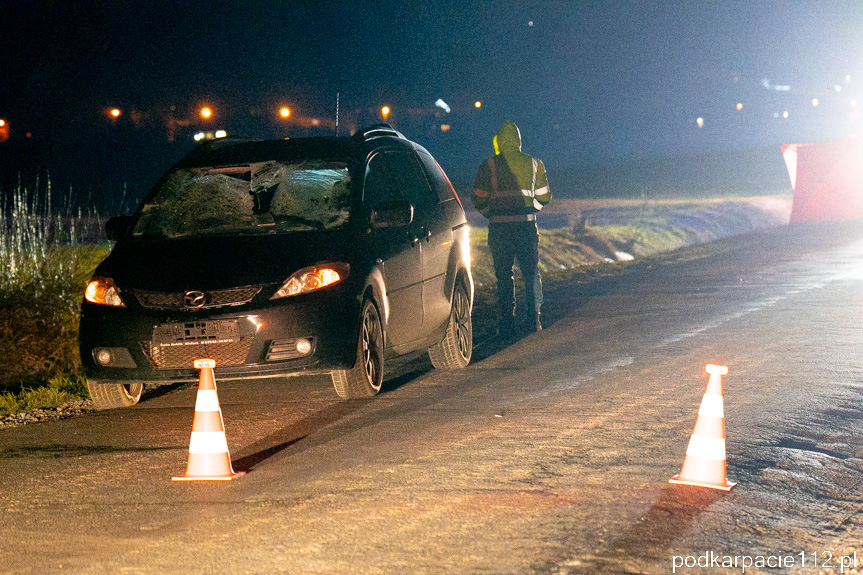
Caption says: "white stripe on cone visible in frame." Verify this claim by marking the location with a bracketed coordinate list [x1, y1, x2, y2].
[685, 435, 727, 460]
[188, 431, 230, 454]
[697, 394, 724, 419]
[194, 390, 221, 413]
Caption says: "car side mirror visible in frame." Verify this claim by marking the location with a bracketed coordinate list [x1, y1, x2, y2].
[371, 201, 413, 229]
[105, 216, 133, 241]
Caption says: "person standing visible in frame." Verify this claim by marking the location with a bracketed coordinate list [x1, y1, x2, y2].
[472, 121, 551, 340]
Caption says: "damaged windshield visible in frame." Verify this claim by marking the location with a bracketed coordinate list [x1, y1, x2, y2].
[132, 160, 352, 239]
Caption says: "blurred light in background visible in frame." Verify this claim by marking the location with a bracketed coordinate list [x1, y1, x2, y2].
[200, 107, 212, 119]
[381, 106, 390, 121]
[194, 131, 226, 141]
[475, 101, 482, 109]
[783, 111, 790, 119]
[435, 99, 451, 113]
[696, 117, 705, 128]
[279, 107, 291, 118]
[736, 102, 743, 111]
[812, 98, 819, 107]
[440, 124, 451, 132]
[110, 108, 121, 118]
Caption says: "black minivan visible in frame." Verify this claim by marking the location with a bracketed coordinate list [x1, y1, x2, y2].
[80, 125, 473, 408]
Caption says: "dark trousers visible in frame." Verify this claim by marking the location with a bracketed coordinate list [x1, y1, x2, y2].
[488, 221, 543, 328]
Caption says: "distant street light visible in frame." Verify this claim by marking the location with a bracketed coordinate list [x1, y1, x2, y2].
[280, 107, 291, 118]
[381, 106, 390, 121]
[735, 102, 743, 111]
[200, 107, 213, 119]
[475, 101, 482, 109]
[110, 108, 122, 118]
[812, 98, 820, 107]
[696, 117, 705, 128]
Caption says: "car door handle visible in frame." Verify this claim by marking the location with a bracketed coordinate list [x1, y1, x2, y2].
[421, 227, 431, 242]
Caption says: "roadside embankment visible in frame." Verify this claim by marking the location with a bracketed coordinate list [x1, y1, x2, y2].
[468, 196, 792, 342]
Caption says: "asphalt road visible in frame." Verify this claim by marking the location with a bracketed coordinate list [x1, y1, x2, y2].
[3, 222, 863, 575]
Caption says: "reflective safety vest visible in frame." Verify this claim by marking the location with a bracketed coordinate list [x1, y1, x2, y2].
[472, 154, 551, 223]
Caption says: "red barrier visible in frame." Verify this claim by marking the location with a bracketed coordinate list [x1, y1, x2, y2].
[782, 136, 863, 224]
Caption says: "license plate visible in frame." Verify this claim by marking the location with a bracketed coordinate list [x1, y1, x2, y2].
[152, 320, 240, 347]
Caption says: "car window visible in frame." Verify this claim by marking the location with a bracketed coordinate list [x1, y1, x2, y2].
[131, 160, 352, 239]
[384, 150, 436, 210]
[363, 153, 403, 207]
[417, 150, 457, 203]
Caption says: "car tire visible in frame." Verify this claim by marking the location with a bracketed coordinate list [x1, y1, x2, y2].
[428, 281, 472, 369]
[86, 380, 144, 410]
[331, 299, 384, 399]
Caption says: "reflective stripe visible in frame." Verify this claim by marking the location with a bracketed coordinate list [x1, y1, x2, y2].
[534, 185, 550, 199]
[195, 390, 221, 413]
[685, 435, 726, 460]
[188, 431, 229, 454]
[698, 395, 724, 419]
[531, 158, 537, 191]
[490, 214, 536, 223]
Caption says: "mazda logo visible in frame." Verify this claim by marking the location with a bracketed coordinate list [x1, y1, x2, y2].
[183, 290, 206, 309]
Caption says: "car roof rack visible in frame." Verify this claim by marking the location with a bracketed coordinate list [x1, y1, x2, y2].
[354, 124, 405, 141]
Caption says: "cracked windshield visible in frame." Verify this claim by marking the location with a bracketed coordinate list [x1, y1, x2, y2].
[132, 160, 351, 239]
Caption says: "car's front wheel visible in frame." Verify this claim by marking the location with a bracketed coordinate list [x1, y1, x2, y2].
[331, 299, 384, 399]
[428, 281, 472, 369]
[86, 380, 144, 410]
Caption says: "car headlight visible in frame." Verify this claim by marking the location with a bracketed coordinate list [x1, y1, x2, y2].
[271, 263, 349, 299]
[84, 277, 126, 307]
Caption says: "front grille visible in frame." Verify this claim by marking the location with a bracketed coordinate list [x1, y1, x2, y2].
[141, 338, 254, 369]
[143, 318, 259, 369]
[135, 285, 263, 310]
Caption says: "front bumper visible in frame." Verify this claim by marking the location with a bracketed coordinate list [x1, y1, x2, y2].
[80, 287, 360, 385]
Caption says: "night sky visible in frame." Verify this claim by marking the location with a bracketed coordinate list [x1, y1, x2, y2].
[3, 1, 863, 203]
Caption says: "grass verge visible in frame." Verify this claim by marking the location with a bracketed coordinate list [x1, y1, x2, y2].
[0, 375, 89, 416]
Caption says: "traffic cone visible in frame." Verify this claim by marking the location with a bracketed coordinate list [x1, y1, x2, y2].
[669, 363, 735, 491]
[173, 359, 245, 481]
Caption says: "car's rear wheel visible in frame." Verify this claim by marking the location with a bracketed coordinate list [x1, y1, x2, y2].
[331, 299, 384, 399]
[428, 281, 472, 369]
[86, 380, 144, 410]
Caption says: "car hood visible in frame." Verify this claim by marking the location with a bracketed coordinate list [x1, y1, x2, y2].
[99, 231, 351, 291]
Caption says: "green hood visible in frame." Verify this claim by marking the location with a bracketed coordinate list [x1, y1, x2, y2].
[493, 121, 522, 154]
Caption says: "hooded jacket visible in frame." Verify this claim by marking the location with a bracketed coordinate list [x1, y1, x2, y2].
[472, 122, 551, 223]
